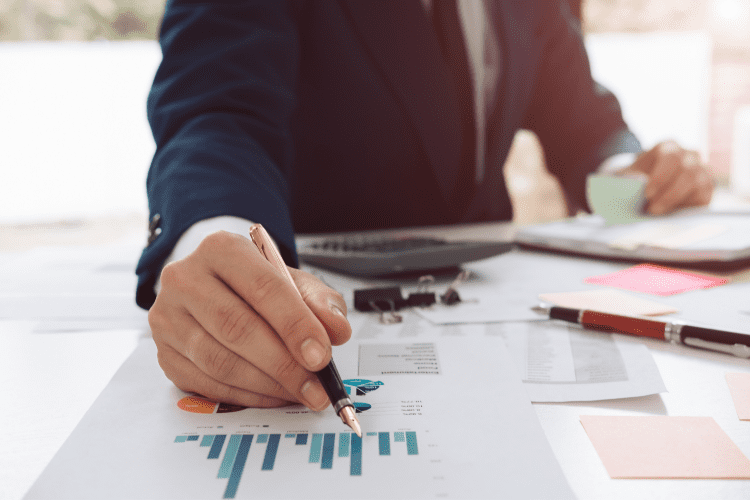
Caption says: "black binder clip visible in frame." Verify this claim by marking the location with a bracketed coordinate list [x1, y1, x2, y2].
[369, 300, 403, 324]
[406, 275, 437, 308]
[354, 287, 407, 312]
[353, 287, 407, 324]
[440, 270, 470, 306]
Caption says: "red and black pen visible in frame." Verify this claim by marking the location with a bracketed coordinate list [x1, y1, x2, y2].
[532, 304, 750, 359]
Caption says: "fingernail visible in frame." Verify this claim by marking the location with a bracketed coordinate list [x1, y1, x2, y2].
[330, 304, 346, 318]
[301, 380, 329, 411]
[301, 338, 327, 368]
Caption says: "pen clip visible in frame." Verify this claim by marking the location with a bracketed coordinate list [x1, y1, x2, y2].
[683, 337, 750, 358]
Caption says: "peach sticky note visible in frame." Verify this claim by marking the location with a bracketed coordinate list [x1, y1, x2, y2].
[539, 289, 678, 316]
[726, 373, 750, 421]
[584, 264, 729, 296]
[580, 415, 750, 479]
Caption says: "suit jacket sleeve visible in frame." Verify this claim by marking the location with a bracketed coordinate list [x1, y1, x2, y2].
[522, 2, 642, 213]
[135, 0, 300, 309]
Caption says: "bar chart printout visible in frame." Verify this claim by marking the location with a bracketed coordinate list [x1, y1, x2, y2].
[174, 431, 420, 499]
[25, 338, 576, 500]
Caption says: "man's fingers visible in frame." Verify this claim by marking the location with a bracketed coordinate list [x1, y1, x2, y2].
[156, 342, 292, 409]
[166, 260, 330, 411]
[197, 232, 333, 372]
[179, 315, 298, 402]
[643, 143, 683, 201]
[689, 167, 714, 207]
[291, 268, 352, 346]
[149, 286, 298, 402]
[647, 151, 705, 215]
[648, 170, 696, 215]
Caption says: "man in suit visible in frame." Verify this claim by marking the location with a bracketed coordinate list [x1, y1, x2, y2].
[140, 1, 713, 412]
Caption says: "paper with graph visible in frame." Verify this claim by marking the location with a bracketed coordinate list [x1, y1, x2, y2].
[25, 336, 572, 499]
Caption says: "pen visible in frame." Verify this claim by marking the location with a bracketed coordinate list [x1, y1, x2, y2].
[532, 304, 750, 359]
[249, 223, 362, 437]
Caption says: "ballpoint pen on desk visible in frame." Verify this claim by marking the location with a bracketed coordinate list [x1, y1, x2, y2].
[532, 304, 750, 358]
[249, 223, 362, 437]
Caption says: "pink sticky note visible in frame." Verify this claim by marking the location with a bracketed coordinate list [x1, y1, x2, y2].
[580, 415, 750, 479]
[584, 264, 729, 296]
[726, 373, 750, 421]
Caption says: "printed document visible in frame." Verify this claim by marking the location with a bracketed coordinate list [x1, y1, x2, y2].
[25, 336, 573, 500]
[349, 312, 666, 403]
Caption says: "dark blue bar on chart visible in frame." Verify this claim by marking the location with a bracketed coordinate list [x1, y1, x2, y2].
[295, 433, 308, 445]
[200, 435, 215, 447]
[338, 433, 350, 457]
[261, 434, 280, 471]
[186, 435, 199, 441]
[224, 435, 253, 499]
[378, 432, 391, 456]
[208, 434, 226, 459]
[321, 433, 335, 469]
[350, 434, 362, 476]
[406, 432, 418, 455]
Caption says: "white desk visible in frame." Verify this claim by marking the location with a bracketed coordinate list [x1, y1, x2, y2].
[2, 220, 750, 499]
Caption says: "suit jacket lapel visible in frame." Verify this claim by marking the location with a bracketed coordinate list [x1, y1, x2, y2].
[341, 0, 462, 205]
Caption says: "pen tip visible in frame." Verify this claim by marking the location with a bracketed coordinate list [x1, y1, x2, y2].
[339, 406, 362, 438]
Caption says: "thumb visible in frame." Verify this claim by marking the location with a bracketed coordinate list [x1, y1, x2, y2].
[291, 268, 352, 346]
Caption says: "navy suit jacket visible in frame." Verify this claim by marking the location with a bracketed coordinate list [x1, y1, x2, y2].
[136, 0, 641, 309]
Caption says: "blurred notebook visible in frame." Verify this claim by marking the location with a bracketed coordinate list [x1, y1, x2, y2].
[515, 211, 750, 270]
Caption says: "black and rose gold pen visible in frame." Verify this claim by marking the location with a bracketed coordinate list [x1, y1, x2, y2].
[249, 223, 362, 437]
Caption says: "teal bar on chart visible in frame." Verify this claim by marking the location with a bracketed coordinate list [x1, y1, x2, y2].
[350, 434, 362, 476]
[309, 434, 323, 463]
[378, 432, 391, 455]
[338, 433, 350, 457]
[261, 434, 281, 471]
[321, 433, 335, 469]
[218, 435, 242, 479]
[175, 428, 419, 486]
[406, 432, 418, 455]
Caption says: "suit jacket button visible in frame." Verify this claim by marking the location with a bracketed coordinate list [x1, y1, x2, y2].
[148, 214, 162, 245]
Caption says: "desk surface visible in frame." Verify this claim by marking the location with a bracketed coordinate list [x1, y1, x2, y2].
[3, 215, 750, 500]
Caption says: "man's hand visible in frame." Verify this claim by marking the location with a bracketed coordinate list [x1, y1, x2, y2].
[148, 231, 351, 411]
[622, 140, 714, 215]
